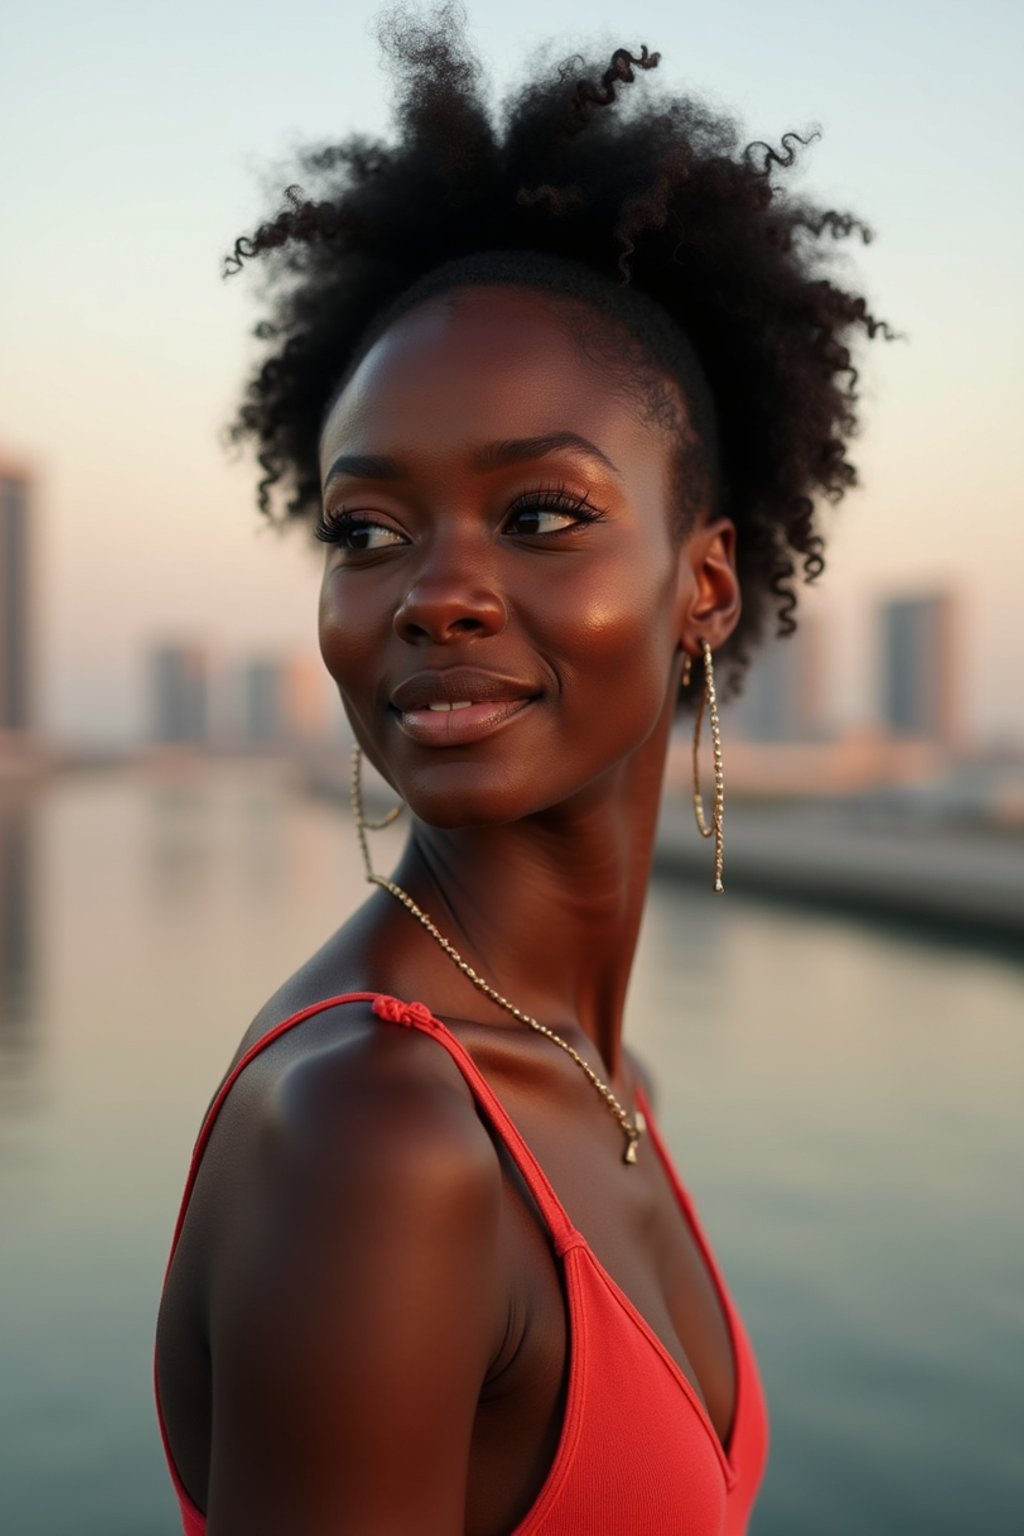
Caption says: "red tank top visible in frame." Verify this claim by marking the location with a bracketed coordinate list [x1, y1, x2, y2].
[155, 993, 769, 1534]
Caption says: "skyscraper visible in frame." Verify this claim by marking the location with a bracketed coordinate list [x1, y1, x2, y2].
[730, 618, 826, 743]
[149, 643, 210, 746]
[236, 653, 333, 747]
[0, 455, 33, 736]
[879, 592, 958, 745]
[239, 659, 283, 746]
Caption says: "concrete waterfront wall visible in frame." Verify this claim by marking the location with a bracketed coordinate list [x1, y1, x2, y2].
[655, 799, 1024, 945]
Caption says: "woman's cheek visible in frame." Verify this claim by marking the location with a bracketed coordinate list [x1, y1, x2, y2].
[318, 571, 378, 688]
[551, 551, 678, 677]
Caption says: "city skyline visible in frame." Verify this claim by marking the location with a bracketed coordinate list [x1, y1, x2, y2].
[1, 440, 1018, 754]
[1, 511, 1019, 756]
[120, 584, 1004, 761]
[145, 641, 338, 749]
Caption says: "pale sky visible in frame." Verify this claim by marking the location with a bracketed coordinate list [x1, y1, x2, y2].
[2, 0, 1021, 745]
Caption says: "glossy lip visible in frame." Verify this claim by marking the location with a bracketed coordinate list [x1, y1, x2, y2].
[396, 697, 536, 747]
[389, 668, 541, 749]
[389, 667, 539, 713]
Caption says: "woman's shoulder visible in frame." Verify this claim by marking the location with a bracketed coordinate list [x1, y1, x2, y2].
[173, 972, 507, 1333]
[214, 966, 499, 1200]
[257, 991, 500, 1198]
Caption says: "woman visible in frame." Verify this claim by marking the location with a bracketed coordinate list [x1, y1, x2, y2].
[155, 13, 890, 1534]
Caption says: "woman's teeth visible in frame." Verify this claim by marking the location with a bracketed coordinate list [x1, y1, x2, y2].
[426, 701, 473, 711]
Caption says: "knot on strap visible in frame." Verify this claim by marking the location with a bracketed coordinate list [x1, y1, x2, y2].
[372, 995, 436, 1029]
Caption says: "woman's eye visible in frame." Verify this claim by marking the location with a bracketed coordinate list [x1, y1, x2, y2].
[505, 494, 603, 538]
[316, 513, 406, 552]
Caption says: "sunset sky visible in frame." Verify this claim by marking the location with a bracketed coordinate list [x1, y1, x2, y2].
[2, 0, 1021, 745]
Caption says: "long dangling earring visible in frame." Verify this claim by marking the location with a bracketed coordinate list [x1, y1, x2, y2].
[681, 638, 725, 894]
[350, 744, 404, 883]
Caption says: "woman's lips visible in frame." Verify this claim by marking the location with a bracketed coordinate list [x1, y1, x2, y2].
[395, 696, 535, 746]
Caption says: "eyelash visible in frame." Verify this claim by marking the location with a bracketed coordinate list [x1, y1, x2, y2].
[512, 485, 605, 528]
[314, 484, 605, 547]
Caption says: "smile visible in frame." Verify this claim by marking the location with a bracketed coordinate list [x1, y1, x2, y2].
[388, 667, 542, 747]
[395, 696, 535, 747]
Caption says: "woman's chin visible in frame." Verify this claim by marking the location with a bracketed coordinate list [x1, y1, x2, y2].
[395, 762, 551, 830]
[403, 790, 531, 831]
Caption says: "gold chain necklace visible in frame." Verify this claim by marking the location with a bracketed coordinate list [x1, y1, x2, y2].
[351, 746, 646, 1164]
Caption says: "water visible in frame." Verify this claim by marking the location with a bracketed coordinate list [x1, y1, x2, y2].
[1, 761, 1021, 1536]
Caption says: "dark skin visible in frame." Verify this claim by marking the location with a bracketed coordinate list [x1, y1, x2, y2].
[156, 286, 742, 1536]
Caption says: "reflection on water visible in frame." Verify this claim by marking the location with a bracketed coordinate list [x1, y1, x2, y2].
[0, 792, 38, 1109]
[0, 762, 1021, 1536]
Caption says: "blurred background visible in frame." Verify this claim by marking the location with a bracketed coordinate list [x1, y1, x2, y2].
[1, 1, 1022, 1532]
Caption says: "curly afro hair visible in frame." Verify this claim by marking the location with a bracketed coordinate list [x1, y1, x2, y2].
[225, 3, 895, 699]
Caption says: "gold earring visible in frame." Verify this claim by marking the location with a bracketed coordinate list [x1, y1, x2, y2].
[350, 745, 404, 878]
[683, 638, 725, 894]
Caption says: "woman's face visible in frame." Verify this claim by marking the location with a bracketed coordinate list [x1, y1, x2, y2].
[318, 285, 735, 826]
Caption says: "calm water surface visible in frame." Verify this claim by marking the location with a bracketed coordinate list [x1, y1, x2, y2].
[1, 763, 1021, 1535]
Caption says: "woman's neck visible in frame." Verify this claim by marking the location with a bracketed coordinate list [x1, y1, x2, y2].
[374, 707, 674, 1077]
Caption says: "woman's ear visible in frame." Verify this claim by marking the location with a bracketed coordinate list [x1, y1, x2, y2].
[676, 516, 742, 653]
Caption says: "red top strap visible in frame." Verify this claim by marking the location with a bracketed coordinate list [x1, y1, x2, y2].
[163, 991, 578, 1288]
[370, 994, 579, 1252]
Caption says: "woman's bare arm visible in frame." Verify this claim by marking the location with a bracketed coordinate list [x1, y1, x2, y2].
[203, 1030, 508, 1536]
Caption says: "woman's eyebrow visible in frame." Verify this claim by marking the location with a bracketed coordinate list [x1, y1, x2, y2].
[474, 433, 621, 476]
[323, 433, 621, 489]
[323, 453, 405, 486]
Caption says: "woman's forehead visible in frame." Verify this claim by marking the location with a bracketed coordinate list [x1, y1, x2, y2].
[319, 285, 681, 475]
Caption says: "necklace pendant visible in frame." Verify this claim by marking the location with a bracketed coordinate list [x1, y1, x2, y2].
[624, 1134, 639, 1165]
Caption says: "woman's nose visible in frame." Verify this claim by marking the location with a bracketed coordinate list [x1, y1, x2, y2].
[393, 562, 508, 645]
